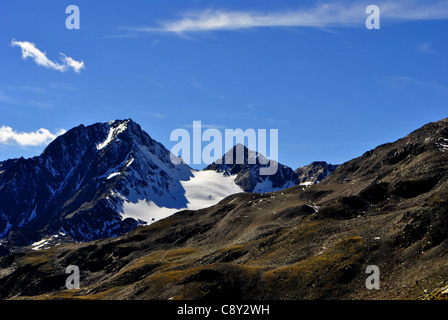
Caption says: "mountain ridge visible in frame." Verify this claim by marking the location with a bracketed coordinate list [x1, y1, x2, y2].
[1, 117, 447, 300]
[0, 119, 309, 252]
[295, 161, 339, 186]
[204, 143, 299, 192]
[0, 119, 195, 250]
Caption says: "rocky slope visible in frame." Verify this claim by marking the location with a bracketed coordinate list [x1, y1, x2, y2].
[295, 161, 339, 185]
[205, 143, 299, 193]
[1, 118, 447, 300]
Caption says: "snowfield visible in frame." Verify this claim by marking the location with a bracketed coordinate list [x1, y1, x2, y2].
[118, 170, 244, 224]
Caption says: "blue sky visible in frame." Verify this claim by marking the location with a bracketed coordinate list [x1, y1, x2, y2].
[1, 0, 447, 170]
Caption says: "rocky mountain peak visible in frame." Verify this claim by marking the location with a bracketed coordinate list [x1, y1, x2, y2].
[0, 119, 193, 250]
[295, 161, 339, 185]
[205, 144, 299, 193]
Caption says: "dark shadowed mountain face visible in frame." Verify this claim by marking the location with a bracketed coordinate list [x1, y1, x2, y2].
[205, 144, 299, 193]
[295, 161, 339, 185]
[1, 118, 447, 300]
[0, 119, 193, 250]
[0, 121, 303, 254]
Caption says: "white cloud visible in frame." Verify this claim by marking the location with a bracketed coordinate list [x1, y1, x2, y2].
[0, 126, 66, 146]
[11, 39, 84, 73]
[126, 1, 448, 34]
[60, 53, 85, 73]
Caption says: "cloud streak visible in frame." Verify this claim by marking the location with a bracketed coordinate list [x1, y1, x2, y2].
[125, 1, 448, 34]
[0, 126, 66, 146]
[389, 76, 448, 92]
[11, 40, 84, 73]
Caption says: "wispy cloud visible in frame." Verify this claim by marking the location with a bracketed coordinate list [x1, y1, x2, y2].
[190, 77, 226, 101]
[0, 90, 18, 105]
[124, 1, 448, 34]
[0, 126, 66, 146]
[148, 112, 166, 119]
[383, 75, 448, 93]
[142, 76, 165, 89]
[46, 82, 78, 91]
[417, 43, 435, 54]
[0, 84, 72, 110]
[182, 123, 226, 129]
[60, 53, 85, 73]
[11, 39, 85, 73]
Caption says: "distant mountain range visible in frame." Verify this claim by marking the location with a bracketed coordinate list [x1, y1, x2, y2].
[0, 119, 334, 252]
[1, 117, 447, 300]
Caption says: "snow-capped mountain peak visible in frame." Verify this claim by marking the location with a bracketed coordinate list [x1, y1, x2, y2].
[205, 144, 299, 193]
[0, 120, 247, 251]
[0, 120, 311, 253]
[97, 119, 130, 150]
[0, 119, 193, 248]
